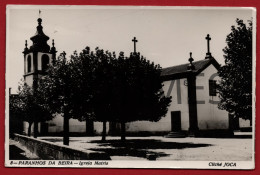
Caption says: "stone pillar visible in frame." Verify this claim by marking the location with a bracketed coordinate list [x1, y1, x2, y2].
[187, 74, 199, 136]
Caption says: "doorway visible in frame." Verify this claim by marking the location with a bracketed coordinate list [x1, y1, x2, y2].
[171, 111, 181, 132]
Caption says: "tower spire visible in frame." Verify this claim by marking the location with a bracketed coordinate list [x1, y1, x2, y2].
[29, 16, 50, 52]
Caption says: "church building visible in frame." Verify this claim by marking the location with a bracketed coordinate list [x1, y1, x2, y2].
[17, 17, 251, 138]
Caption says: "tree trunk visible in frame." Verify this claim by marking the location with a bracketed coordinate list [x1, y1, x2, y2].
[63, 110, 69, 145]
[28, 122, 33, 137]
[121, 122, 126, 142]
[86, 119, 94, 136]
[33, 121, 38, 138]
[102, 121, 106, 141]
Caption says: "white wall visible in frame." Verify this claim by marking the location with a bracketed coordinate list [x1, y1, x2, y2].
[47, 114, 108, 134]
[23, 121, 40, 135]
[239, 118, 251, 128]
[47, 114, 86, 133]
[24, 74, 34, 87]
[196, 64, 229, 130]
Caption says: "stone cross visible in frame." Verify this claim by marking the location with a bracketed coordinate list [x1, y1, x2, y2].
[132, 37, 138, 53]
[205, 34, 211, 54]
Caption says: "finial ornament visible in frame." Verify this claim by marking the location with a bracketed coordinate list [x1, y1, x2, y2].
[23, 40, 29, 54]
[188, 52, 194, 64]
[37, 18, 42, 25]
[52, 39, 55, 47]
[187, 52, 195, 70]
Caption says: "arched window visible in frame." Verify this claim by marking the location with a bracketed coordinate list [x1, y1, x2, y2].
[209, 80, 217, 96]
[42, 54, 49, 72]
[27, 55, 31, 73]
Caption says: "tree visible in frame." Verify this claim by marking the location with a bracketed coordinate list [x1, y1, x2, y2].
[113, 52, 172, 141]
[9, 91, 24, 137]
[70, 47, 117, 141]
[90, 48, 117, 141]
[218, 18, 252, 123]
[13, 82, 53, 137]
[70, 47, 171, 142]
[69, 47, 101, 137]
[38, 52, 76, 145]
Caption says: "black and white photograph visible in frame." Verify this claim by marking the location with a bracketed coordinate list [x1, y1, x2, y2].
[5, 5, 255, 169]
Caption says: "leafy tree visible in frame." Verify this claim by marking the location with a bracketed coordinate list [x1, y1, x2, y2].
[39, 46, 171, 143]
[13, 82, 53, 137]
[70, 47, 117, 141]
[218, 19, 252, 123]
[90, 48, 117, 141]
[38, 52, 76, 145]
[70, 47, 171, 142]
[69, 47, 102, 137]
[69, 48, 95, 136]
[9, 91, 24, 137]
[113, 52, 172, 141]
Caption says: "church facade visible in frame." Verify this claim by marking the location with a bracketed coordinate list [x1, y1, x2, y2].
[18, 17, 251, 137]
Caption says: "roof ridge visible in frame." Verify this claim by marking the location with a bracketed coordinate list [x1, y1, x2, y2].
[163, 58, 211, 70]
[161, 57, 218, 80]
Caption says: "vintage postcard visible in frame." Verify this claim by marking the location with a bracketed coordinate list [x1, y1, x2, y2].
[5, 5, 256, 169]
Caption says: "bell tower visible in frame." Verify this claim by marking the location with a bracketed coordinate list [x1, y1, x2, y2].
[23, 17, 57, 87]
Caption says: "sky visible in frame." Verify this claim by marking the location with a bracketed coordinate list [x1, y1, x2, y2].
[6, 6, 254, 93]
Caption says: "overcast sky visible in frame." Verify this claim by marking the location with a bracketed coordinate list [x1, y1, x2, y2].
[6, 6, 254, 93]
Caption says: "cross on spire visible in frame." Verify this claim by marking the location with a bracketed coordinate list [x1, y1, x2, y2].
[132, 37, 138, 53]
[39, 10, 41, 18]
[205, 34, 212, 59]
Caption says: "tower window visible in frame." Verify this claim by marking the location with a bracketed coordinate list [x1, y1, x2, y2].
[209, 80, 217, 96]
[27, 55, 31, 73]
[42, 54, 49, 72]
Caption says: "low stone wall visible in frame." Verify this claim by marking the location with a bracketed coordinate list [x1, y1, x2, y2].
[13, 134, 111, 160]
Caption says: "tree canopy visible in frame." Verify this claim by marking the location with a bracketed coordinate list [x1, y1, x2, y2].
[66, 47, 172, 141]
[12, 82, 53, 137]
[38, 52, 77, 145]
[29, 46, 171, 143]
[218, 18, 252, 122]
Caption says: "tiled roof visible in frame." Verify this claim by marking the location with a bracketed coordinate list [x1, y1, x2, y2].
[161, 57, 219, 77]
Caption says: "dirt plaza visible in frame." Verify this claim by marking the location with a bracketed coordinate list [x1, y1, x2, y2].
[35, 136, 253, 161]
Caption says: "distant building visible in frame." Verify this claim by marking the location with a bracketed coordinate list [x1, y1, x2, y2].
[16, 17, 251, 137]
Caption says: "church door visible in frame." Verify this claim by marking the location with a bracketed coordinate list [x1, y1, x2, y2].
[171, 111, 181, 132]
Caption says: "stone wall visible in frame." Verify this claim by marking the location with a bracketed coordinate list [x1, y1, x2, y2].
[13, 134, 111, 160]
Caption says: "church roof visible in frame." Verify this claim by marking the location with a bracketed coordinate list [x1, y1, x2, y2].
[161, 57, 220, 80]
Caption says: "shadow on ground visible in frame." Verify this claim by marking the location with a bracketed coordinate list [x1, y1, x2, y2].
[9, 145, 29, 160]
[89, 139, 212, 160]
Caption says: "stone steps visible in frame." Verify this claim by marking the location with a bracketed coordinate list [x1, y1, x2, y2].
[164, 132, 186, 138]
